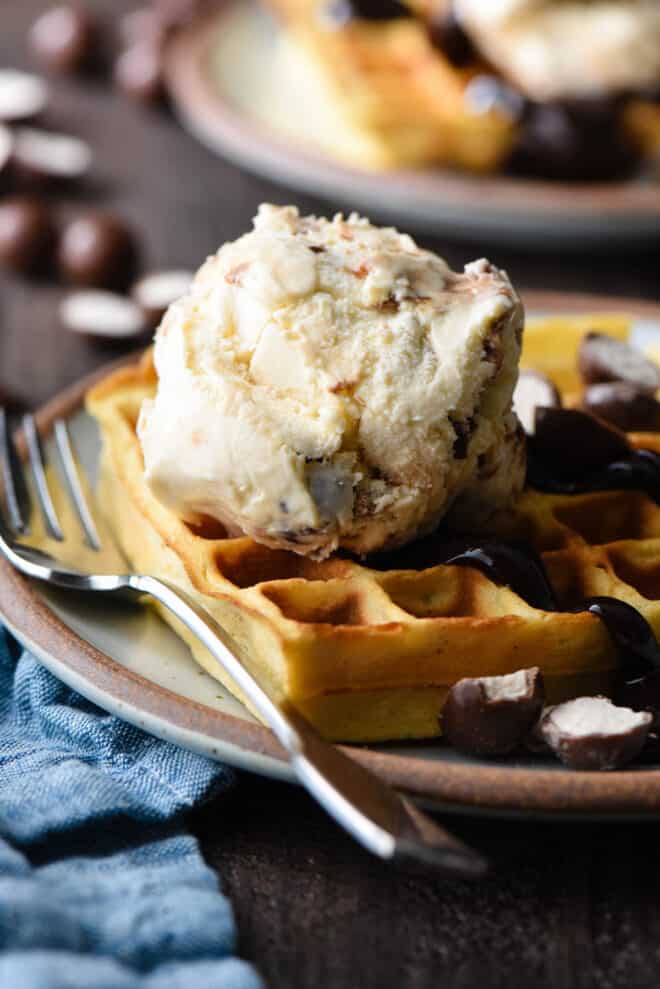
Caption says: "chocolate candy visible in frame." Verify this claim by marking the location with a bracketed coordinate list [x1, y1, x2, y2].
[114, 43, 164, 104]
[0, 197, 56, 274]
[60, 290, 146, 340]
[537, 696, 652, 770]
[57, 212, 139, 290]
[427, 7, 474, 67]
[533, 407, 630, 476]
[320, 0, 412, 28]
[508, 97, 638, 181]
[513, 369, 561, 435]
[578, 332, 660, 396]
[442, 667, 544, 756]
[0, 69, 48, 124]
[11, 127, 92, 187]
[131, 269, 194, 329]
[28, 5, 96, 74]
[582, 381, 660, 433]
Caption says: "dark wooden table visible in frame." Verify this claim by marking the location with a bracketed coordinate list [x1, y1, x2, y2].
[3, 4, 660, 987]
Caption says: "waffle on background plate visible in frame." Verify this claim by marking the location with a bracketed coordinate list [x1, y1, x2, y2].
[260, 0, 660, 175]
[261, 0, 515, 171]
[86, 316, 660, 742]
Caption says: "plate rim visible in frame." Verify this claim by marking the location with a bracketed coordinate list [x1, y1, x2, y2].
[4, 291, 660, 816]
[162, 0, 660, 237]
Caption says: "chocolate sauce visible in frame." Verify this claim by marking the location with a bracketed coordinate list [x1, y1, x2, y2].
[508, 96, 639, 182]
[575, 598, 660, 680]
[437, 541, 557, 611]
[527, 444, 660, 502]
[427, 6, 474, 67]
[528, 407, 660, 502]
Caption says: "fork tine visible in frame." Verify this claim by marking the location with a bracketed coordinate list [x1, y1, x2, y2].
[53, 420, 101, 550]
[23, 414, 64, 542]
[0, 408, 27, 534]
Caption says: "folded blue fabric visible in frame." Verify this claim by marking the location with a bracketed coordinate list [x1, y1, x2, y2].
[0, 627, 264, 989]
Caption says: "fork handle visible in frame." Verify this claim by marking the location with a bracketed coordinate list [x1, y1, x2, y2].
[131, 575, 486, 878]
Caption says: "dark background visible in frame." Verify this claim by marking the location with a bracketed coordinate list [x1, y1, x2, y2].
[3, 2, 660, 987]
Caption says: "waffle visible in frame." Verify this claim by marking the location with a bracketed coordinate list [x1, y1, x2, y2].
[260, 0, 660, 174]
[86, 341, 660, 743]
[261, 0, 515, 171]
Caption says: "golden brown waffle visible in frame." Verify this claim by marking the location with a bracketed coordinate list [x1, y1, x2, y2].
[86, 348, 660, 742]
[262, 0, 515, 171]
[261, 0, 660, 173]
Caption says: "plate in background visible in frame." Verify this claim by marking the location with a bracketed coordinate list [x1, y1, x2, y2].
[163, 0, 660, 249]
[3, 293, 660, 819]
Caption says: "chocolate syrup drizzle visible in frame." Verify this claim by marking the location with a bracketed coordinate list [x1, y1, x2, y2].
[527, 443, 660, 503]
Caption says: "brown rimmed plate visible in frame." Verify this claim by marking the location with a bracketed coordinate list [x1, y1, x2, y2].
[3, 291, 660, 819]
[163, 1, 660, 249]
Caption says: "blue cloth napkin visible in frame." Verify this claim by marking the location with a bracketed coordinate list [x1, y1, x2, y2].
[0, 627, 264, 989]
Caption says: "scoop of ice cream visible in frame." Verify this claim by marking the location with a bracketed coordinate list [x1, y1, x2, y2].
[454, 0, 660, 100]
[138, 204, 525, 559]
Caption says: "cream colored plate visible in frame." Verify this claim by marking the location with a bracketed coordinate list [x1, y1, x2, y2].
[163, 0, 660, 248]
[3, 295, 660, 818]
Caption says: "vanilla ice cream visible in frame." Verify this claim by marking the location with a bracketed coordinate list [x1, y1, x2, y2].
[455, 0, 660, 100]
[138, 205, 525, 559]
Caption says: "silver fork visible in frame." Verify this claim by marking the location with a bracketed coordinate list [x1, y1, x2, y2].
[0, 408, 487, 879]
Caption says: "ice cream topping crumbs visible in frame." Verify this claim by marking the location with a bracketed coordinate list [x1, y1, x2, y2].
[138, 204, 525, 559]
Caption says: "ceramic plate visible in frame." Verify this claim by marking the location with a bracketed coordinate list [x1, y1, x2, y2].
[163, 1, 660, 249]
[4, 292, 660, 819]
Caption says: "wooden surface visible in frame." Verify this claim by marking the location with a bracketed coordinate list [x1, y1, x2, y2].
[3, 3, 660, 987]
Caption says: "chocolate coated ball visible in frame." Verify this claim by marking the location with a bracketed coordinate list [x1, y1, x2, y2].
[29, 5, 96, 74]
[114, 43, 163, 103]
[57, 212, 139, 289]
[0, 197, 56, 273]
